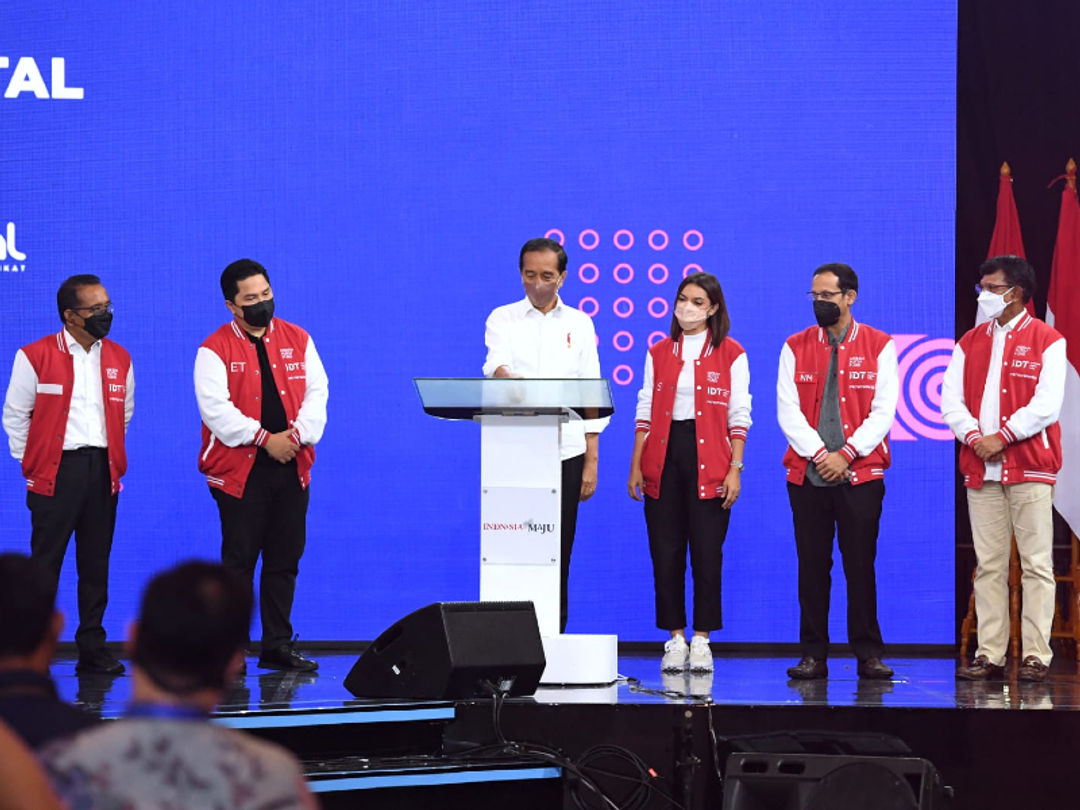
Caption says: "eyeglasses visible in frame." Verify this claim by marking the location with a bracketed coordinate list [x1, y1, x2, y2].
[806, 291, 844, 302]
[71, 303, 114, 316]
[975, 283, 1013, 295]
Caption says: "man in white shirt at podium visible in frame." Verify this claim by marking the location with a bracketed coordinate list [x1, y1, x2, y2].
[483, 237, 610, 632]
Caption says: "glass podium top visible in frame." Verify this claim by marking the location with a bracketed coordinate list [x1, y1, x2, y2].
[413, 377, 614, 420]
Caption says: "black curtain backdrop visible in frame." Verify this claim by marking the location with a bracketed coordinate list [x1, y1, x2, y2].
[955, 1, 1080, 643]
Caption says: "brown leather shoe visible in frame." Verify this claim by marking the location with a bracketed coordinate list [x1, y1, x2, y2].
[1017, 656, 1049, 682]
[956, 655, 1004, 680]
[786, 656, 827, 680]
[857, 657, 894, 680]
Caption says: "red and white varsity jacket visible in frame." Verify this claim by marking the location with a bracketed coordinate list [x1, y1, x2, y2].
[776, 319, 898, 486]
[195, 318, 328, 498]
[635, 334, 751, 500]
[941, 313, 1065, 488]
[17, 331, 131, 496]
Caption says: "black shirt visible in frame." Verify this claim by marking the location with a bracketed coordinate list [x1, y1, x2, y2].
[246, 331, 290, 466]
[0, 669, 98, 749]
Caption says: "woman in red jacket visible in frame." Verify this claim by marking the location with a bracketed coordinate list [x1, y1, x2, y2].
[628, 273, 751, 673]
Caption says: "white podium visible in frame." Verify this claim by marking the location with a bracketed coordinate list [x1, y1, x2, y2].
[415, 377, 618, 685]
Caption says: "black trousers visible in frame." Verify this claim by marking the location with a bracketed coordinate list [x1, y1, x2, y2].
[787, 479, 885, 660]
[560, 454, 584, 633]
[28, 448, 117, 656]
[643, 421, 730, 632]
[212, 462, 309, 651]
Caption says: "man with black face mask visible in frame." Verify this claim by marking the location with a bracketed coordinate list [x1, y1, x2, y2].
[776, 263, 898, 681]
[194, 260, 328, 672]
[2, 275, 134, 675]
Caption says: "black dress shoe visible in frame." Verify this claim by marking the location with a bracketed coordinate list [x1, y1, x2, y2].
[76, 649, 125, 675]
[258, 643, 318, 672]
[786, 656, 827, 680]
[857, 657, 894, 680]
[1017, 655, 1049, 682]
[956, 654, 1004, 681]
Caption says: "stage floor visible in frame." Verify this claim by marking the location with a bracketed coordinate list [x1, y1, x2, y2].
[52, 650, 1080, 717]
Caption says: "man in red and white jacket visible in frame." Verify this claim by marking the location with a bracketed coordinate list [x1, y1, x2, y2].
[942, 255, 1065, 683]
[2, 275, 133, 675]
[776, 263, 898, 682]
[195, 259, 328, 672]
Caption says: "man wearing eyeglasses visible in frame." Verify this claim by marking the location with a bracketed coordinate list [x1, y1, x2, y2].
[776, 263, 898, 681]
[941, 255, 1065, 683]
[2, 275, 133, 675]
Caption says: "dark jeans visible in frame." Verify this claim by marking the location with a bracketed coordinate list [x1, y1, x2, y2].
[560, 454, 584, 633]
[787, 479, 886, 660]
[644, 421, 730, 632]
[28, 448, 117, 656]
[212, 461, 309, 651]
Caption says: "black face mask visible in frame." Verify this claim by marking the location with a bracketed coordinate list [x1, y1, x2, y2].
[81, 310, 113, 340]
[813, 300, 841, 328]
[241, 299, 275, 328]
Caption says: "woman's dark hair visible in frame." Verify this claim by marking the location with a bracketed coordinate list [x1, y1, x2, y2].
[980, 254, 1035, 303]
[670, 272, 730, 347]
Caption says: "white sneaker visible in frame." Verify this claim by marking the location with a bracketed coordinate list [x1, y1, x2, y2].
[661, 635, 689, 672]
[689, 635, 713, 672]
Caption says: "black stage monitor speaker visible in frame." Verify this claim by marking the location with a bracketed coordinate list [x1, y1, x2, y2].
[344, 601, 546, 699]
[722, 752, 947, 810]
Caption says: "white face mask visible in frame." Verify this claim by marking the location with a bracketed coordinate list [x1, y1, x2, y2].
[674, 302, 710, 331]
[977, 287, 1013, 321]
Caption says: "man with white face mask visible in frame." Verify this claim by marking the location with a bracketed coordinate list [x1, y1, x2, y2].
[483, 237, 609, 631]
[941, 255, 1065, 682]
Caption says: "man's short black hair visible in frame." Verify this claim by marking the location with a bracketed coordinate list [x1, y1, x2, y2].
[519, 238, 567, 274]
[56, 275, 102, 323]
[813, 262, 859, 294]
[131, 561, 252, 694]
[980, 254, 1036, 303]
[220, 259, 270, 301]
[0, 553, 57, 658]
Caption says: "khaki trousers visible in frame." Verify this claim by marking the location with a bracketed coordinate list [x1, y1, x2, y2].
[967, 481, 1055, 666]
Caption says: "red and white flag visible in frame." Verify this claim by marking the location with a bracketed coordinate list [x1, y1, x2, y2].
[1046, 158, 1080, 534]
[977, 162, 1034, 324]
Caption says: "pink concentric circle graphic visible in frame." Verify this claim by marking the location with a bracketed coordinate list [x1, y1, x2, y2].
[612, 331, 634, 352]
[613, 297, 634, 318]
[544, 229, 565, 245]
[683, 230, 704, 250]
[889, 334, 956, 441]
[648, 297, 669, 318]
[648, 263, 669, 285]
[648, 230, 669, 251]
[613, 263, 634, 284]
[683, 263, 703, 278]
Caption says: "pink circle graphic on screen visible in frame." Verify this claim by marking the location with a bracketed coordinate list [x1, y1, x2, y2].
[648, 331, 667, 347]
[613, 263, 634, 284]
[648, 230, 669, 251]
[612, 364, 634, 386]
[683, 263, 703, 278]
[612, 330, 634, 352]
[683, 230, 704, 250]
[613, 229, 635, 250]
[578, 229, 600, 250]
[891, 334, 955, 441]
[578, 263, 600, 284]
[613, 297, 634, 318]
[577, 296, 599, 317]
[648, 297, 669, 318]
[648, 263, 669, 285]
[544, 228, 565, 245]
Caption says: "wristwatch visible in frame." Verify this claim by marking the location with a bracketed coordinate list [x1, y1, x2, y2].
[731, 461, 745, 471]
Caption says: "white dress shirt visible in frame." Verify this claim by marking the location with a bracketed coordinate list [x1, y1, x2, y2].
[634, 333, 753, 430]
[941, 311, 1066, 482]
[3, 328, 135, 460]
[483, 296, 609, 460]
